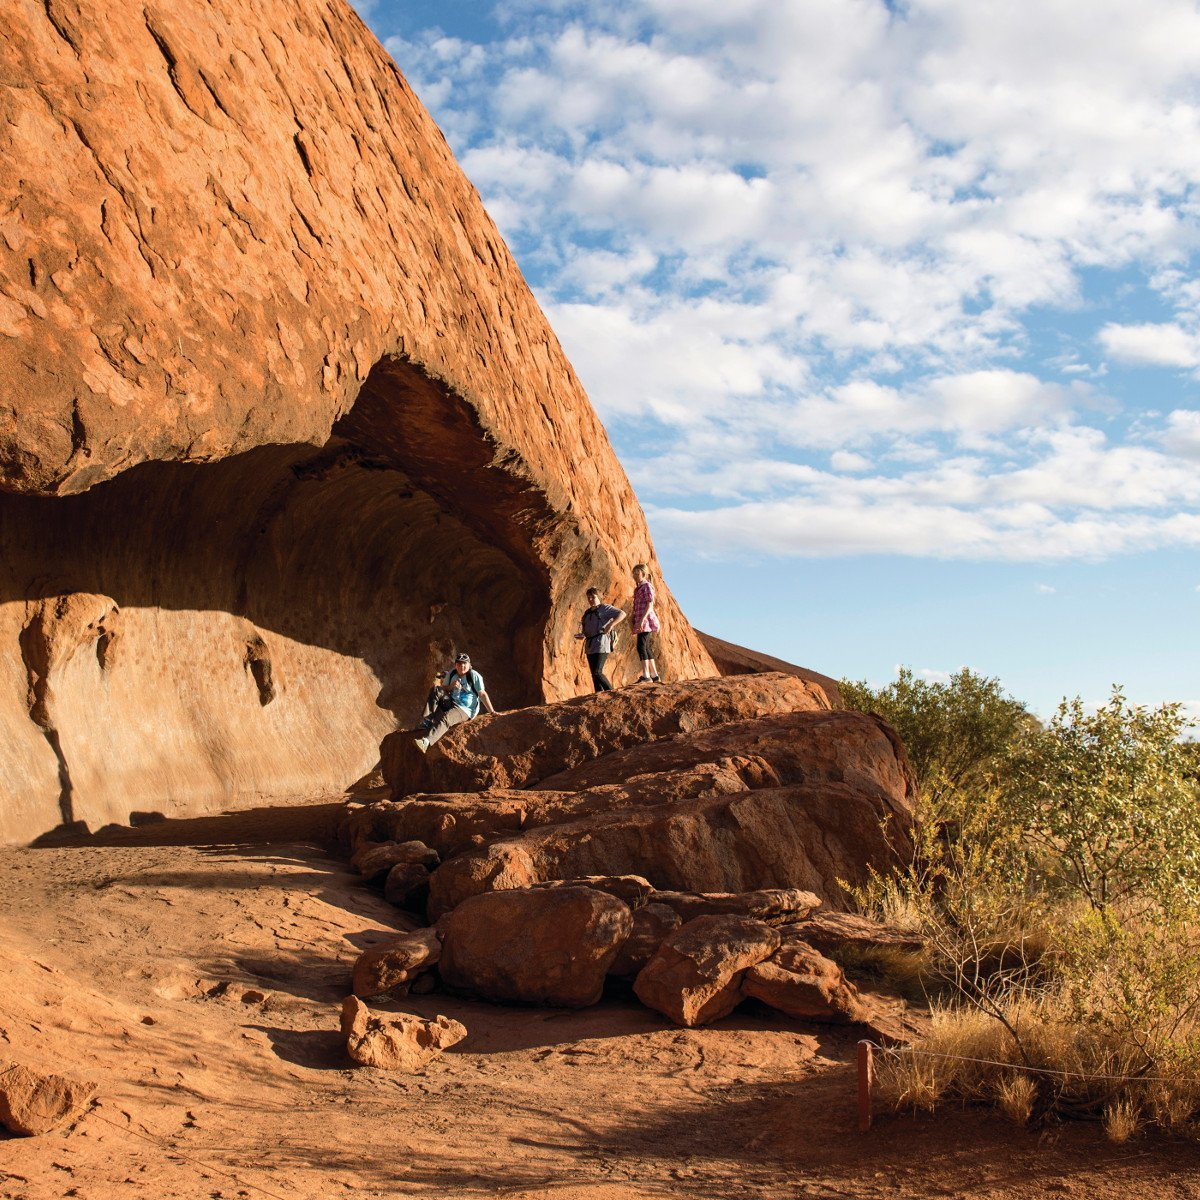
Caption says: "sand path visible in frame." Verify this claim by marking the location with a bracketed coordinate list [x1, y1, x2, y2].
[1, 804, 1197, 1199]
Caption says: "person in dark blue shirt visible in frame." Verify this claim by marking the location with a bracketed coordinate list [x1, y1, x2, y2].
[574, 587, 626, 692]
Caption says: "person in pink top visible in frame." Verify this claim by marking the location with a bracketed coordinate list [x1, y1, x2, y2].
[630, 562, 661, 683]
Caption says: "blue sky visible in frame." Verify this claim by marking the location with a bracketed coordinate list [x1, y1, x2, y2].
[352, 0, 1199, 720]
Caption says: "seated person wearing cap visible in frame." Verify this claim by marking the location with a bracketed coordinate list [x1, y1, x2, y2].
[415, 652, 497, 751]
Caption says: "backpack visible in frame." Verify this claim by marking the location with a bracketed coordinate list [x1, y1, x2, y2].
[444, 668, 482, 696]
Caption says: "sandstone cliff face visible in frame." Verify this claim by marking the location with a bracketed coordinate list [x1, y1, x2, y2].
[0, 0, 716, 840]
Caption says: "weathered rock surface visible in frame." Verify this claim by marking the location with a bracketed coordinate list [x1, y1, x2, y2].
[348, 685, 914, 921]
[426, 779, 906, 918]
[633, 916, 780, 1027]
[352, 840, 439, 880]
[383, 673, 831, 798]
[438, 887, 633, 1008]
[535, 707, 915, 801]
[649, 889, 821, 926]
[351, 928, 442, 999]
[0, 0, 717, 843]
[0, 1061, 96, 1135]
[527, 875, 655, 909]
[742, 942, 866, 1023]
[779, 911, 924, 957]
[608, 903, 683, 979]
[344, 756, 769, 860]
[340, 997, 466, 1071]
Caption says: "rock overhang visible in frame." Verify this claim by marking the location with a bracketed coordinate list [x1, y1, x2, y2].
[0, 0, 716, 841]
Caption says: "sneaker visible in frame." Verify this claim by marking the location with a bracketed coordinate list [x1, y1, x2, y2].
[414, 736, 430, 753]
[651, 676, 661, 683]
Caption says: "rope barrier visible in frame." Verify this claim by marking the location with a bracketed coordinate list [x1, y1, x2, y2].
[92, 1111, 295, 1200]
[868, 1040, 1200, 1086]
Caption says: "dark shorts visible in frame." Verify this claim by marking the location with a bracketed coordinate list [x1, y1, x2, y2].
[636, 631, 658, 660]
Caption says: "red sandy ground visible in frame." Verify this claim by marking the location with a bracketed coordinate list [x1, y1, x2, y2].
[1, 802, 1198, 1200]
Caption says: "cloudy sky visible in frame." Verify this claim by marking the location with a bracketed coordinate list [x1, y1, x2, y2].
[354, 0, 1199, 719]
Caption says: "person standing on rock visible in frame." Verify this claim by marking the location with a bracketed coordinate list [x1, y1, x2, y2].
[415, 652, 496, 751]
[574, 586, 626, 692]
[630, 563, 661, 683]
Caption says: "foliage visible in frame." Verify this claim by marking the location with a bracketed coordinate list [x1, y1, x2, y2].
[850, 671, 1200, 1134]
[1007, 689, 1200, 913]
[840, 666, 1031, 804]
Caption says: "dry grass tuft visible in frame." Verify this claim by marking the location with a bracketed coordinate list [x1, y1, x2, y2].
[995, 1072, 1037, 1125]
[1103, 1099, 1141, 1144]
[834, 941, 930, 1000]
[878, 990, 1200, 1136]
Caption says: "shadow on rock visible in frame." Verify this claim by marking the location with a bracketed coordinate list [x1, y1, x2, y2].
[251, 1025, 348, 1071]
[28, 802, 346, 850]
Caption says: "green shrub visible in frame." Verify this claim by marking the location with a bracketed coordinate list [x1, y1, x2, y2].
[1007, 689, 1200, 913]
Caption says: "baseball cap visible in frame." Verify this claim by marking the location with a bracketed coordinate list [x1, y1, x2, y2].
[455, 652, 471, 663]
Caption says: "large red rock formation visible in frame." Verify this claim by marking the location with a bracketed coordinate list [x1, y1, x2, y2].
[383, 672, 833, 796]
[0, 0, 718, 841]
[343, 677, 915, 917]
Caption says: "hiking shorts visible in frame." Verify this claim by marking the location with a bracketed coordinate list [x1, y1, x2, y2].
[636, 631, 658, 660]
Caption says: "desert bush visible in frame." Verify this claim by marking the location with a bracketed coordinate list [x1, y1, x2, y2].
[854, 673, 1200, 1133]
[1006, 689, 1200, 913]
[880, 935, 1200, 1133]
[841, 667, 1032, 805]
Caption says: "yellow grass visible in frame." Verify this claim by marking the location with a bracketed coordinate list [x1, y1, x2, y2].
[877, 994, 1200, 1134]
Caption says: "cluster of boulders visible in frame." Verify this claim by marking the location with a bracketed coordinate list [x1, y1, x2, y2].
[338, 675, 920, 1069]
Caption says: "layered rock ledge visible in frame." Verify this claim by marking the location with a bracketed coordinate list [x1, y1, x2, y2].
[346, 674, 915, 917]
[342, 674, 918, 1034]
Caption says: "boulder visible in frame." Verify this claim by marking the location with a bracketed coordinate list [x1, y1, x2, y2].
[428, 844, 539, 919]
[340, 997, 466, 1072]
[0, 1062, 96, 1136]
[633, 916, 780, 1027]
[742, 942, 866, 1023]
[536, 708, 915, 804]
[427, 780, 906, 917]
[352, 840, 439, 880]
[343, 757, 766, 861]
[439, 887, 633, 1008]
[383, 674, 830, 797]
[351, 929, 442, 1000]
[528, 875, 654, 909]
[383, 863, 432, 908]
[778, 911, 924, 957]
[609, 903, 683, 978]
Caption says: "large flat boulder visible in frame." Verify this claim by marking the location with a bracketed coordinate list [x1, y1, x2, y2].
[426, 780, 906, 918]
[535, 708, 915, 802]
[342, 759, 766, 861]
[382, 674, 832, 797]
